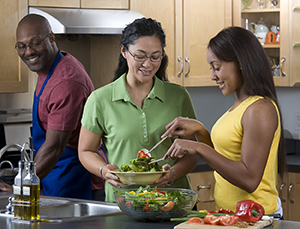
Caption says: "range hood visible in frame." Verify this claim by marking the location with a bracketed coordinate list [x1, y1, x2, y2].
[29, 7, 144, 35]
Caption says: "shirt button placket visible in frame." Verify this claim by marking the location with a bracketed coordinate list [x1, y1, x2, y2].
[141, 112, 148, 142]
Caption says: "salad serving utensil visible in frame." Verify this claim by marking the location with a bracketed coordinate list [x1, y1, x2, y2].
[148, 157, 165, 164]
[138, 136, 168, 157]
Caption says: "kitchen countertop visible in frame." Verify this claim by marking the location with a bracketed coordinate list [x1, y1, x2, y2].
[1, 208, 300, 229]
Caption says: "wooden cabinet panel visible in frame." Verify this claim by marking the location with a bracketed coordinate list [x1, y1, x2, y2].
[81, 0, 129, 9]
[29, 0, 80, 8]
[130, 0, 179, 85]
[189, 171, 215, 211]
[0, 0, 28, 93]
[278, 172, 300, 221]
[183, 0, 232, 87]
[287, 172, 300, 221]
[131, 0, 232, 87]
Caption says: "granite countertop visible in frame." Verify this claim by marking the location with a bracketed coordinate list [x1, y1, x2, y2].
[1, 210, 300, 229]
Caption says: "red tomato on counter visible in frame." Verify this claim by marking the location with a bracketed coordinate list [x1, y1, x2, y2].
[204, 213, 218, 224]
[219, 215, 239, 226]
[188, 217, 205, 224]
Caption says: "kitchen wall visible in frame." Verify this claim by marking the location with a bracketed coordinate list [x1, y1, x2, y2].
[1, 73, 300, 145]
[187, 86, 300, 140]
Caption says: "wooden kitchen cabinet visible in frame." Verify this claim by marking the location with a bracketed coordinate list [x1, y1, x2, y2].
[233, 0, 300, 87]
[278, 172, 300, 221]
[189, 171, 215, 211]
[130, 0, 232, 86]
[29, 0, 129, 9]
[29, 0, 80, 8]
[0, 0, 28, 93]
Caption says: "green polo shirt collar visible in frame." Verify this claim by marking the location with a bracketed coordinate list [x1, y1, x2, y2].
[112, 73, 165, 103]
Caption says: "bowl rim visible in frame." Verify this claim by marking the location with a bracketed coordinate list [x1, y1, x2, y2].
[109, 169, 169, 175]
[114, 187, 199, 196]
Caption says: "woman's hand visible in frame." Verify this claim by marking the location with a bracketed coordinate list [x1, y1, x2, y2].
[163, 138, 200, 160]
[152, 164, 172, 187]
[162, 117, 202, 138]
[162, 117, 213, 147]
[104, 164, 129, 188]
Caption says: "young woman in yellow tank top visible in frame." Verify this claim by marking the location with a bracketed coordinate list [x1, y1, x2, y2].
[160, 27, 286, 219]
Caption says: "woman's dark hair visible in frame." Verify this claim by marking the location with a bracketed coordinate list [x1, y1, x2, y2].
[208, 26, 286, 179]
[113, 17, 168, 81]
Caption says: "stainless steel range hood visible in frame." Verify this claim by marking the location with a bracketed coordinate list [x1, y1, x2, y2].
[29, 7, 144, 35]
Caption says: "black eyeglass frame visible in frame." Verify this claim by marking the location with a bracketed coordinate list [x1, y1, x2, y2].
[127, 49, 164, 63]
[15, 33, 51, 52]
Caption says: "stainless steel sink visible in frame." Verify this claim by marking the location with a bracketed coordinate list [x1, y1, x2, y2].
[0, 194, 122, 222]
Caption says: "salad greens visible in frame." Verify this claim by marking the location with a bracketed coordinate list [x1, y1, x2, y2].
[119, 157, 162, 172]
[115, 185, 193, 213]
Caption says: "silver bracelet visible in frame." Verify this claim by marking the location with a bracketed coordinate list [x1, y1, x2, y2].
[99, 164, 107, 180]
[166, 167, 175, 186]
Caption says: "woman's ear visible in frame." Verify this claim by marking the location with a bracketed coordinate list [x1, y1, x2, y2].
[121, 45, 127, 59]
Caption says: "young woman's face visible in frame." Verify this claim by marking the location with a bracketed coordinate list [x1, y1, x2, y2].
[122, 36, 163, 85]
[206, 48, 243, 96]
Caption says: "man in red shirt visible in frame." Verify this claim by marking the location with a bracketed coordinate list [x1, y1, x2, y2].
[14, 14, 95, 199]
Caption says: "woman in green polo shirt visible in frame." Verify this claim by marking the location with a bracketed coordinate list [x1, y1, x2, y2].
[78, 18, 199, 203]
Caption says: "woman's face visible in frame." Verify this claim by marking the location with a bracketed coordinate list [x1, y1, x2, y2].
[206, 48, 243, 96]
[122, 36, 163, 85]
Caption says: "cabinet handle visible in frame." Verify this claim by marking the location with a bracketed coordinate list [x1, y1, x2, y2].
[184, 57, 190, 78]
[177, 57, 183, 77]
[279, 182, 286, 203]
[288, 183, 294, 204]
[197, 184, 211, 191]
[280, 57, 286, 77]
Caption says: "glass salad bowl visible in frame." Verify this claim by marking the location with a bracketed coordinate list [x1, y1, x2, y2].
[114, 186, 198, 222]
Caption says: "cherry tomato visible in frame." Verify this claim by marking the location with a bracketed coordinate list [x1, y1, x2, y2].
[219, 215, 239, 226]
[125, 201, 133, 208]
[188, 217, 205, 224]
[159, 201, 174, 211]
[142, 204, 151, 212]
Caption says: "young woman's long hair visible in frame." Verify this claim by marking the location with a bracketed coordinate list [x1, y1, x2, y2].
[113, 17, 168, 81]
[208, 26, 286, 179]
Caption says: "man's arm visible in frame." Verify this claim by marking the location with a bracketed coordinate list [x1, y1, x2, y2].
[34, 128, 72, 180]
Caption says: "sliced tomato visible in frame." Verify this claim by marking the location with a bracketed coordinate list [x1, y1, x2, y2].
[204, 213, 218, 224]
[116, 197, 124, 204]
[219, 215, 239, 226]
[188, 217, 205, 224]
[159, 201, 174, 211]
[125, 201, 133, 208]
[142, 204, 151, 212]
[209, 217, 220, 225]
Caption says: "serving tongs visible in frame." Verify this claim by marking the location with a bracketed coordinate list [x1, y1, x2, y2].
[136, 136, 168, 165]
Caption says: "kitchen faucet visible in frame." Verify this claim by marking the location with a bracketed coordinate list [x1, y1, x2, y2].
[0, 143, 31, 162]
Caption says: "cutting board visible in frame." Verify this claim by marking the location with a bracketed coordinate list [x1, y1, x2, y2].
[174, 217, 273, 229]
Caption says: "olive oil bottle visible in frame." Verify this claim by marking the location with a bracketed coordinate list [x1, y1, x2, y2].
[13, 160, 27, 219]
[23, 161, 40, 221]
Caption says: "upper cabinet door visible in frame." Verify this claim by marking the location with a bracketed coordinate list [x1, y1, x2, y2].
[182, 0, 232, 87]
[81, 0, 129, 9]
[131, 0, 232, 87]
[0, 0, 28, 93]
[29, 0, 80, 8]
[130, 0, 180, 85]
